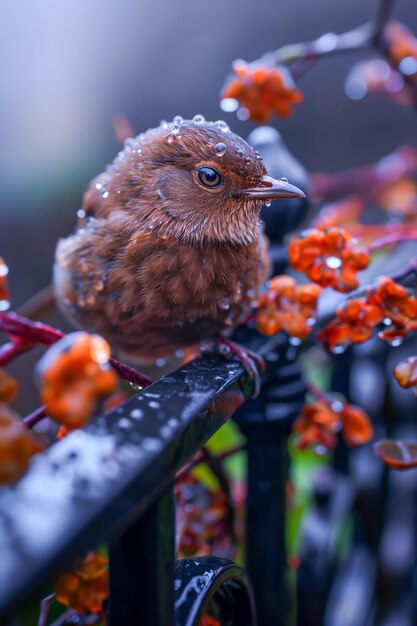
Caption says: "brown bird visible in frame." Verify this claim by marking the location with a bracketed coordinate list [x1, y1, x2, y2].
[54, 116, 304, 388]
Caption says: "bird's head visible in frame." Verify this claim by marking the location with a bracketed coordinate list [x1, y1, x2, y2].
[83, 116, 305, 246]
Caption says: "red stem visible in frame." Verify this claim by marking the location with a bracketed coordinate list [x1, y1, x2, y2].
[176, 443, 245, 482]
[108, 358, 153, 388]
[306, 382, 334, 405]
[310, 146, 417, 203]
[38, 593, 56, 626]
[0, 311, 152, 388]
[23, 405, 47, 429]
[0, 339, 34, 366]
[368, 232, 417, 252]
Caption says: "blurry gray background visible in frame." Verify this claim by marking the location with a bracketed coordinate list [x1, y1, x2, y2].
[0, 0, 416, 411]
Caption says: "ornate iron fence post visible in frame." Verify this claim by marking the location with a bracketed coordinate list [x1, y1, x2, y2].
[234, 344, 306, 626]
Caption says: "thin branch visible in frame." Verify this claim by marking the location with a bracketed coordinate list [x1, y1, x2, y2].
[373, 0, 396, 43]
[17, 284, 55, 320]
[310, 145, 417, 203]
[0, 311, 152, 388]
[38, 593, 56, 626]
[176, 443, 245, 482]
[108, 358, 153, 389]
[269, 22, 374, 67]
[0, 339, 34, 366]
[306, 382, 334, 405]
[23, 405, 47, 429]
[368, 232, 417, 252]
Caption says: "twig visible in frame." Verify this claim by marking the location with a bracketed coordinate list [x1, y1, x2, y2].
[23, 405, 47, 429]
[0, 311, 152, 388]
[269, 22, 374, 68]
[368, 232, 417, 252]
[373, 0, 396, 43]
[38, 593, 56, 626]
[0, 339, 34, 366]
[309, 145, 417, 203]
[108, 358, 153, 389]
[17, 284, 55, 320]
[176, 443, 245, 482]
[306, 382, 334, 405]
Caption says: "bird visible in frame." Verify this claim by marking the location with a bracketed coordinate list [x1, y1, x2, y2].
[54, 115, 304, 389]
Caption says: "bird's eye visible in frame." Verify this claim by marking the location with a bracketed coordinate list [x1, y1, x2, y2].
[196, 166, 223, 189]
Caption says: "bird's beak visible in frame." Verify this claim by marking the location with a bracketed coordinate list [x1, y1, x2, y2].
[242, 175, 306, 200]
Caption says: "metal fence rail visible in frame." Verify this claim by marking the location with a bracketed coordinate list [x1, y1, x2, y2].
[0, 330, 301, 626]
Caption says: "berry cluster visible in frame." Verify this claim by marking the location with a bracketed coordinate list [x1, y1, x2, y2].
[175, 474, 233, 559]
[293, 398, 373, 451]
[288, 227, 370, 293]
[318, 277, 417, 351]
[55, 551, 108, 615]
[221, 61, 303, 121]
[40, 333, 117, 430]
[257, 275, 321, 339]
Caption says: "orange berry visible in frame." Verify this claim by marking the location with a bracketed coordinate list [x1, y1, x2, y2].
[0, 369, 18, 404]
[293, 399, 373, 452]
[0, 404, 43, 486]
[221, 62, 303, 122]
[55, 552, 108, 615]
[39, 333, 117, 430]
[342, 405, 374, 446]
[0, 257, 10, 308]
[394, 356, 417, 389]
[385, 21, 417, 64]
[257, 275, 321, 340]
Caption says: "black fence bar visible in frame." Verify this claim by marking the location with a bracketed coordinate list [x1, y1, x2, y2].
[109, 485, 175, 626]
[245, 426, 289, 626]
[235, 350, 305, 626]
[0, 353, 257, 624]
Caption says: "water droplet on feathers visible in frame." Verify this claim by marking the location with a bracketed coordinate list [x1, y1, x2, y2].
[215, 142, 227, 156]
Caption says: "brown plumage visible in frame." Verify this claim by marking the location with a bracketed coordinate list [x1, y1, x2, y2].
[54, 116, 304, 362]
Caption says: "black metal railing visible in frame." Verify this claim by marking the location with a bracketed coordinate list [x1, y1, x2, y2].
[0, 330, 305, 626]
